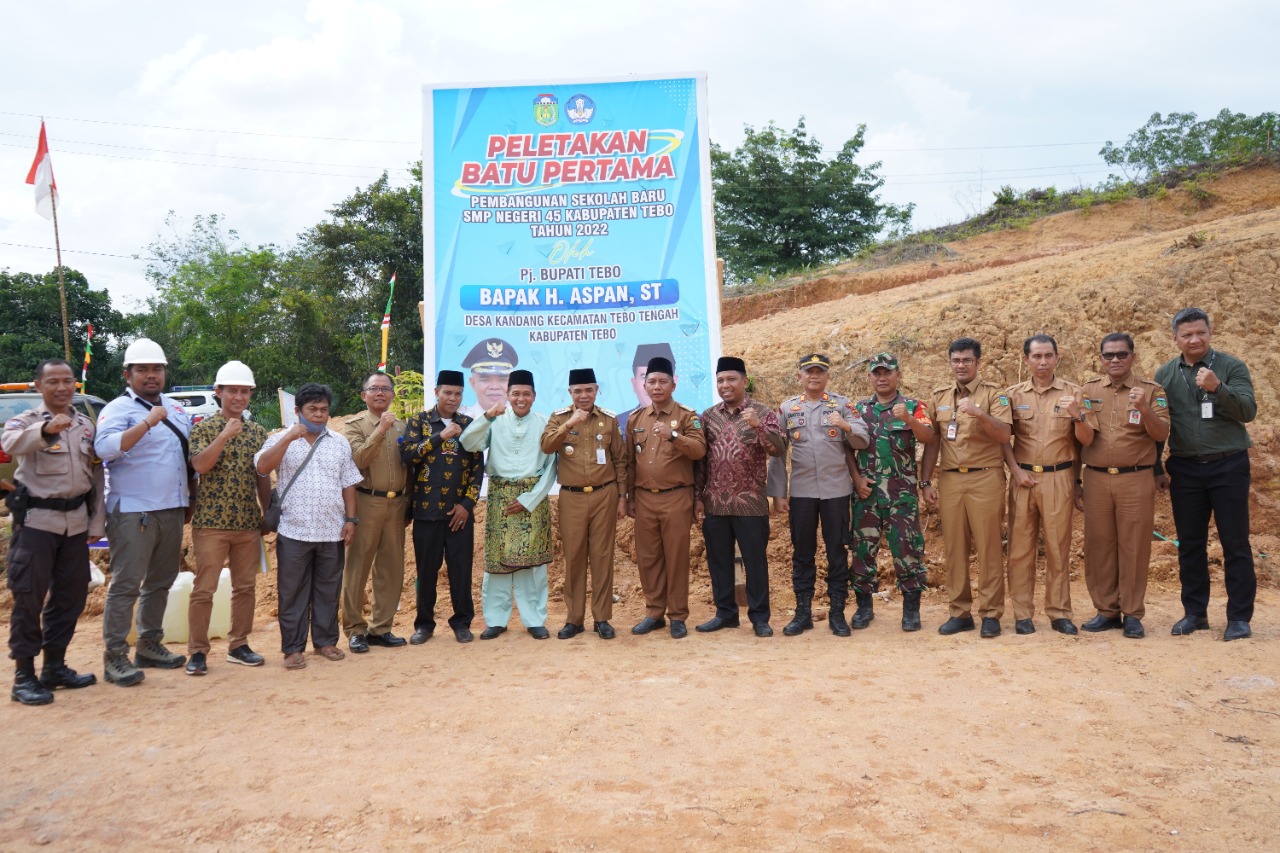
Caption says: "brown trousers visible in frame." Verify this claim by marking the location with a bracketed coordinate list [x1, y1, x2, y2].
[1007, 468, 1075, 621]
[189, 528, 261, 655]
[633, 487, 694, 621]
[342, 493, 408, 637]
[1083, 468, 1153, 619]
[558, 484, 618, 624]
[938, 468, 1005, 619]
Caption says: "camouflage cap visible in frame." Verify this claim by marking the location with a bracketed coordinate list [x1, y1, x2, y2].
[868, 352, 900, 372]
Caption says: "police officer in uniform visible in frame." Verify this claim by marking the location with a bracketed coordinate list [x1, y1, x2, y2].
[1002, 334, 1088, 636]
[1078, 333, 1170, 638]
[625, 356, 707, 639]
[766, 354, 870, 636]
[541, 368, 627, 639]
[920, 337, 1013, 638]
[3, 359, 104, 705]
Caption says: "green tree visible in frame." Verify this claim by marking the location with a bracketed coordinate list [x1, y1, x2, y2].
[711, 118, 912, 283]
[1100, 109, 1280, 180]
[0, 268, 125, 392]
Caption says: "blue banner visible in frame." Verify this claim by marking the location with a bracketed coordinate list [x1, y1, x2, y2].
[423, 75, 721, 423]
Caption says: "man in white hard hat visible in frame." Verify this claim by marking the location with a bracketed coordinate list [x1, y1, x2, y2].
[184, 361, 272, 675]
[94, 338, 193, 685]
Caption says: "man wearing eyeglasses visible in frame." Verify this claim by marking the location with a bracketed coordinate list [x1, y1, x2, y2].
[1154, 308, 1257, 642]
[341, 372, 410, 653]
[920, 338, 1013, 638]
[1077, 334, 1170, 639]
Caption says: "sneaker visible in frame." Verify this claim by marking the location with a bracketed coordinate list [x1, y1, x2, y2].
[226, 645, 265, 667]
[185, 652, 207, 676]
[103, 651, 145, 687]
[135, 637, 186, 669]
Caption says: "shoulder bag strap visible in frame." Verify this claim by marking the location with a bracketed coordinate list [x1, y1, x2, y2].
[278, 433, 325, 501]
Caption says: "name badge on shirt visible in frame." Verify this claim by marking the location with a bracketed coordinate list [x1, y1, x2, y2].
[596, 447, 606, 465]
[1128, 409, 1142, 425]
[1201, 400, 1214, 419]
[945, 421, 958, 441]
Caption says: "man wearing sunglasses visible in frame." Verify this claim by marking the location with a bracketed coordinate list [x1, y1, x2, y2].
[1077, 334, 1170, 639]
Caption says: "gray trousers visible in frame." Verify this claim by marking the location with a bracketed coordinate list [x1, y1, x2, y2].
[276, 535, 344, 655]
[103, 507, 185, 654]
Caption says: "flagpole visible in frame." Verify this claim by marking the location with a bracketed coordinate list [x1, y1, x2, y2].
[49, 187, 72, 361]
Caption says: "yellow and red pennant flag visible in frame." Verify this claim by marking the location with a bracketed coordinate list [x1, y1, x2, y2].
[377, 273, 396, 373]
[81, 323, 94, 392]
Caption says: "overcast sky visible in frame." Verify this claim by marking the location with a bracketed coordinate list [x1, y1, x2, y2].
[2, 0, 1276, 308]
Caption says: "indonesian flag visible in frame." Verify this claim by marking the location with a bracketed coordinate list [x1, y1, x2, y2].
[25, 121, 58, 220]
[377, 272, 396, 372]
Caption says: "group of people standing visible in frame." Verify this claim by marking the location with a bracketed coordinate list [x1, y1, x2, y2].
[3, 306, 1260, 706]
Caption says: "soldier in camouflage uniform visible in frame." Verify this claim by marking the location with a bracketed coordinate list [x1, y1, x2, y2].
[850, 353, 935, 631]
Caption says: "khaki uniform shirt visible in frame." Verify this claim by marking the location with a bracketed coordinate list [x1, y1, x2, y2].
[1, 404, 105, 537]
[1079, 374, 1170, 468]
[1006, 377, 1082, 467]
[624, 401, 707, 495]
[925, 380, 1013, 470]
[766, 392, 869, 500]
[342, 409, 408, 495]
[541, 405, 627, 489]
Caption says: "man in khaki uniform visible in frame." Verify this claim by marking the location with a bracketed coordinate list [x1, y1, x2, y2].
[541, 367, 627, 640]
[625, 355, 707, 639]
[921, 337, 1013, 638]
[1078, 333, 1170, 638]
[1002, 335, 1089, 637]
[342, 372, 410, 653]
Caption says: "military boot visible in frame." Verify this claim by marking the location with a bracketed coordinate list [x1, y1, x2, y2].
[783, 598, 814, 636]
[11, 658, 54, 706]
[852, 591, 875, 629]
[135, 637, 186, 669]
[901, 590, 922, 632]
[40, 647, 96, 690]
[103, 650, 145, 687]
[828, 594, 852, 636]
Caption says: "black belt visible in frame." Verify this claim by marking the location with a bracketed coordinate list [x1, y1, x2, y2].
[638, 484, 689, 494]
[941, 467, 990, 474]
[28, 491, 91, 511]
[1017, 461, 1073, 473]
[356, 486, 404, 499]
[561, 482, 615, 493]
[1174, 450, 1244, 464]
[1085, 464, 1153, 475]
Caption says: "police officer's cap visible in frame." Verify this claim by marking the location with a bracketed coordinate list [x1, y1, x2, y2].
[568, 368, 596, 385]
[633, 343, 674, 370]
[462, 338, 518, 374]
[868, 352, 900, 372]
[436, 369, 465, 387]
[797, 353, 830, 371]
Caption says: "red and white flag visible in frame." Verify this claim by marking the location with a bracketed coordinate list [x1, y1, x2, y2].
[25, 121, 58, 220]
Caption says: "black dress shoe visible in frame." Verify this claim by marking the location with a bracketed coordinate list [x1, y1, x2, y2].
[410, 628, 433, 645]
[1015, 619, 1036, 635]
[594, 621, 616, 639]
[695, 615, 739, 632]
[980, 618, 1001, 638]
[1081, 614, 1123, 632]
[1223, 620, 1252, 641]
[938, 615, 975, 635]
[753, 623, 774, 637]
[1122, 616, 1145, 638]
[479, 626, 506, 640]
[1171, 615, 1210, 636]
[367, 632, 407, 648]
[669, 620, 688, 639]
[453, 627, 474, 644]
[348, 635, 370, 654]
[527, 626, 551, 640]
[1050, 618, 1079, 635]
[557, 623, 584, 639]
[631, 617, 666, 635]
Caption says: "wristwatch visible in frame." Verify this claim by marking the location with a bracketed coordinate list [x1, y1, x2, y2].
[344, 516, 359, 525]
[919, 480, 932, 488]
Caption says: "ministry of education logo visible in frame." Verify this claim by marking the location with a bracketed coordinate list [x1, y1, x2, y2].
[566, 93, 595, 125]
[533, 94, 559, 127]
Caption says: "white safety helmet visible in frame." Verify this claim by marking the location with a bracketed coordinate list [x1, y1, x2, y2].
[122, 338, 168, 366]
[214, 360, 257, 388]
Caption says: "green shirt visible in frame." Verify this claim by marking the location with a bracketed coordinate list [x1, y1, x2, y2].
[189, 414, 269, 530]
[1154, 349, 1255, 457]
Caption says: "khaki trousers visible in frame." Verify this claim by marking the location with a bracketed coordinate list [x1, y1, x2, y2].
[1083, 468, 1153, 619]
[558, 484, 618, 625]
[342, 493, 408, 637]
[1006, 468, 1075, 621]
[633, 487, 693, 621]
[937, 468, 1005, 619]
[189, 528, 261, 655]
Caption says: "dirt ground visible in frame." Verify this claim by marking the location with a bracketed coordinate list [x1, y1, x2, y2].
[3, 165, 1280, 849]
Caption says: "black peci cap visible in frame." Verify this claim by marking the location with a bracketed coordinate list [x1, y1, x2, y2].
[436, 369, 464, 387]
[645, 357, 674, 377]
[507, 369, 535, 389]
[568, 368, 596, 385]
[632, 342, 674, 370]
[716, 356, 747, 374]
